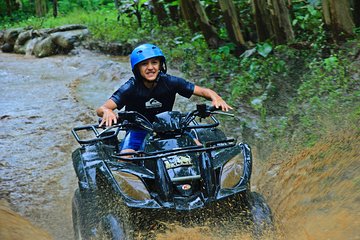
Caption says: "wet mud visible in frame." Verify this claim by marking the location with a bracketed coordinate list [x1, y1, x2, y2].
[0, 200, 53, 240]
[1, 51, 359, 240]
[0, 50, 130, 240]
[255, 130, 360, 240]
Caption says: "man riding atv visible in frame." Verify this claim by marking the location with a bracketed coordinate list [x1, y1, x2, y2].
[96, 43, 232, 155]
[71, 43, 273, 240]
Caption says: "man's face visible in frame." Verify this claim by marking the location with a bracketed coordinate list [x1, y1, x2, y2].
[138, 57, 161, 81]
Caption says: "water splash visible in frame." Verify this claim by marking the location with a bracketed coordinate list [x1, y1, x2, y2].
[255, 130, 360, 240]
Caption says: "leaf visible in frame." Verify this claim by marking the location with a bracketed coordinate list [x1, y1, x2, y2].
[256, 43, 272, 57]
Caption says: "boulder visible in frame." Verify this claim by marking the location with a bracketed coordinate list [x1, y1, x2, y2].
[14, 30, 40, 54]
[4, 28, 24, 45]
[33, 37, 56, 58]
[51, 28, 90, 51]
[1, 43, 14, 53]
[50, 24, 87, 33]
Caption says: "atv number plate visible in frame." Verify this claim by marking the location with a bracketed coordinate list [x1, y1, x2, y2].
[164, 156, 192, 169]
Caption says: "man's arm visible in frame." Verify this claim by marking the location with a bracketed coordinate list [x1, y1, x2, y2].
[96, 99, 118, 127]
[193, 85, 232, 111]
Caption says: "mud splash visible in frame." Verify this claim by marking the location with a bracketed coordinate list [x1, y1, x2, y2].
[255, 130, 360, 240]
[153, 129, 359, 240]
[0, 200, 53, 240]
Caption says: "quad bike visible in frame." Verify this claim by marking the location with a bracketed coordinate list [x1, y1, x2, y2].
[71, 104, 273, 239]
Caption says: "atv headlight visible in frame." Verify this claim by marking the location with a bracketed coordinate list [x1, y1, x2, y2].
[112, 171, 151, 201]
[220, 154, 244, 189]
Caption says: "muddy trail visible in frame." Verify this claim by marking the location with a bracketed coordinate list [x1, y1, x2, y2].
[0, 51, 359, 240]
[0, 50, 131, 240]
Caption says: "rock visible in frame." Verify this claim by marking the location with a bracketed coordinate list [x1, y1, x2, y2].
[16, 29, 38, 45]
[50, 24, 87, 33]
[33, 37, 57, 58]
[83, 40, 132, 56]
[51, 28, 90, 52]
[4, 28, 24, 45]
[24, 37, 42, 56]
[1, 24, 131, 57]
[14, 30, 38, 54]
[1, 43, 14, 53]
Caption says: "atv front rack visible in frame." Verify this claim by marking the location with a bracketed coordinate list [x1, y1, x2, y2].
[112, 138, 236, 161]
[72, 124, 128, 145]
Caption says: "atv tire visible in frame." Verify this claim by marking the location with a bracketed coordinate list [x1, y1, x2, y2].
[72, 188, 134, 240]
[249, 192, 273, 237]
[98, 213, 130, 240]
[72, 189, 95, 240]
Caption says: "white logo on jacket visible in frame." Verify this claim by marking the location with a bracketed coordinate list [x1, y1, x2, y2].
[145, 98, 162, 109]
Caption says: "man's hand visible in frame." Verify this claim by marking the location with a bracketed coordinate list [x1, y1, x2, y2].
[193, 85, 233, 112]
[212, 96, 233, 112]
[96, 99, 119, 127]
[99, 108, 117, 127]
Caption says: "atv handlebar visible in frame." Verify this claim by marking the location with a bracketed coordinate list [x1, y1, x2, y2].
[72, 104, 233, 145]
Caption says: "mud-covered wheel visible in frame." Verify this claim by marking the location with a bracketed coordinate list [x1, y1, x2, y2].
[98, 213, 132, 240]
[97, 195, 134, 240]
[249, 192, 273, 237]
[72, 189, 88, 240]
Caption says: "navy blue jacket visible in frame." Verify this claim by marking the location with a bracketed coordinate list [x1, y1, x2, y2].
[110, 73, 195, 122]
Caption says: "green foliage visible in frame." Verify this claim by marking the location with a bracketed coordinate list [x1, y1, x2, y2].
[297, 54, 350, 102]
[268, 50, 360, 147]
[117, 0, 152, 28]
[291, 1, 326, 49]
[256, 42, 272, 57]
[230, 43, 285, 100]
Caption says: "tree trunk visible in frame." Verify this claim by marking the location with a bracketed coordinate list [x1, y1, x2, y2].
[194, 0, 222, 48]
[35, 0, 47, 17]
[5, 0, 11, 16]
[272, 0, 294, 44]
[322, 0, 355, 42]
[252, 0, 294, 44]
[179, 0, 199, 32]
[165, 0, 179, 23]
[219, 0, 245, 46]
[11, 0, 21, 10]
[253, 0, 271, 42]
[152, 0, 169, 26]
[354, 0, 360, 27]
[53, 0, 58, 18]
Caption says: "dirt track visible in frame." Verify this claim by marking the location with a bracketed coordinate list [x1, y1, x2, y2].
[0, 51, 129, 239]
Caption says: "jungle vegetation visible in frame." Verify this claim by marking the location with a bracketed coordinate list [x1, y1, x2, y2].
[1, 0, 359, 150]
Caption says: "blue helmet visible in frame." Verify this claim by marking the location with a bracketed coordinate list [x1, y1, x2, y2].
[130, 43, 166, 72]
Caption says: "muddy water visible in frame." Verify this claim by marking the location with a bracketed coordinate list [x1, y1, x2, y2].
[0, 50, 131, 240]
[0, 50, 200, 240]
[1, 50, 359, 240]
